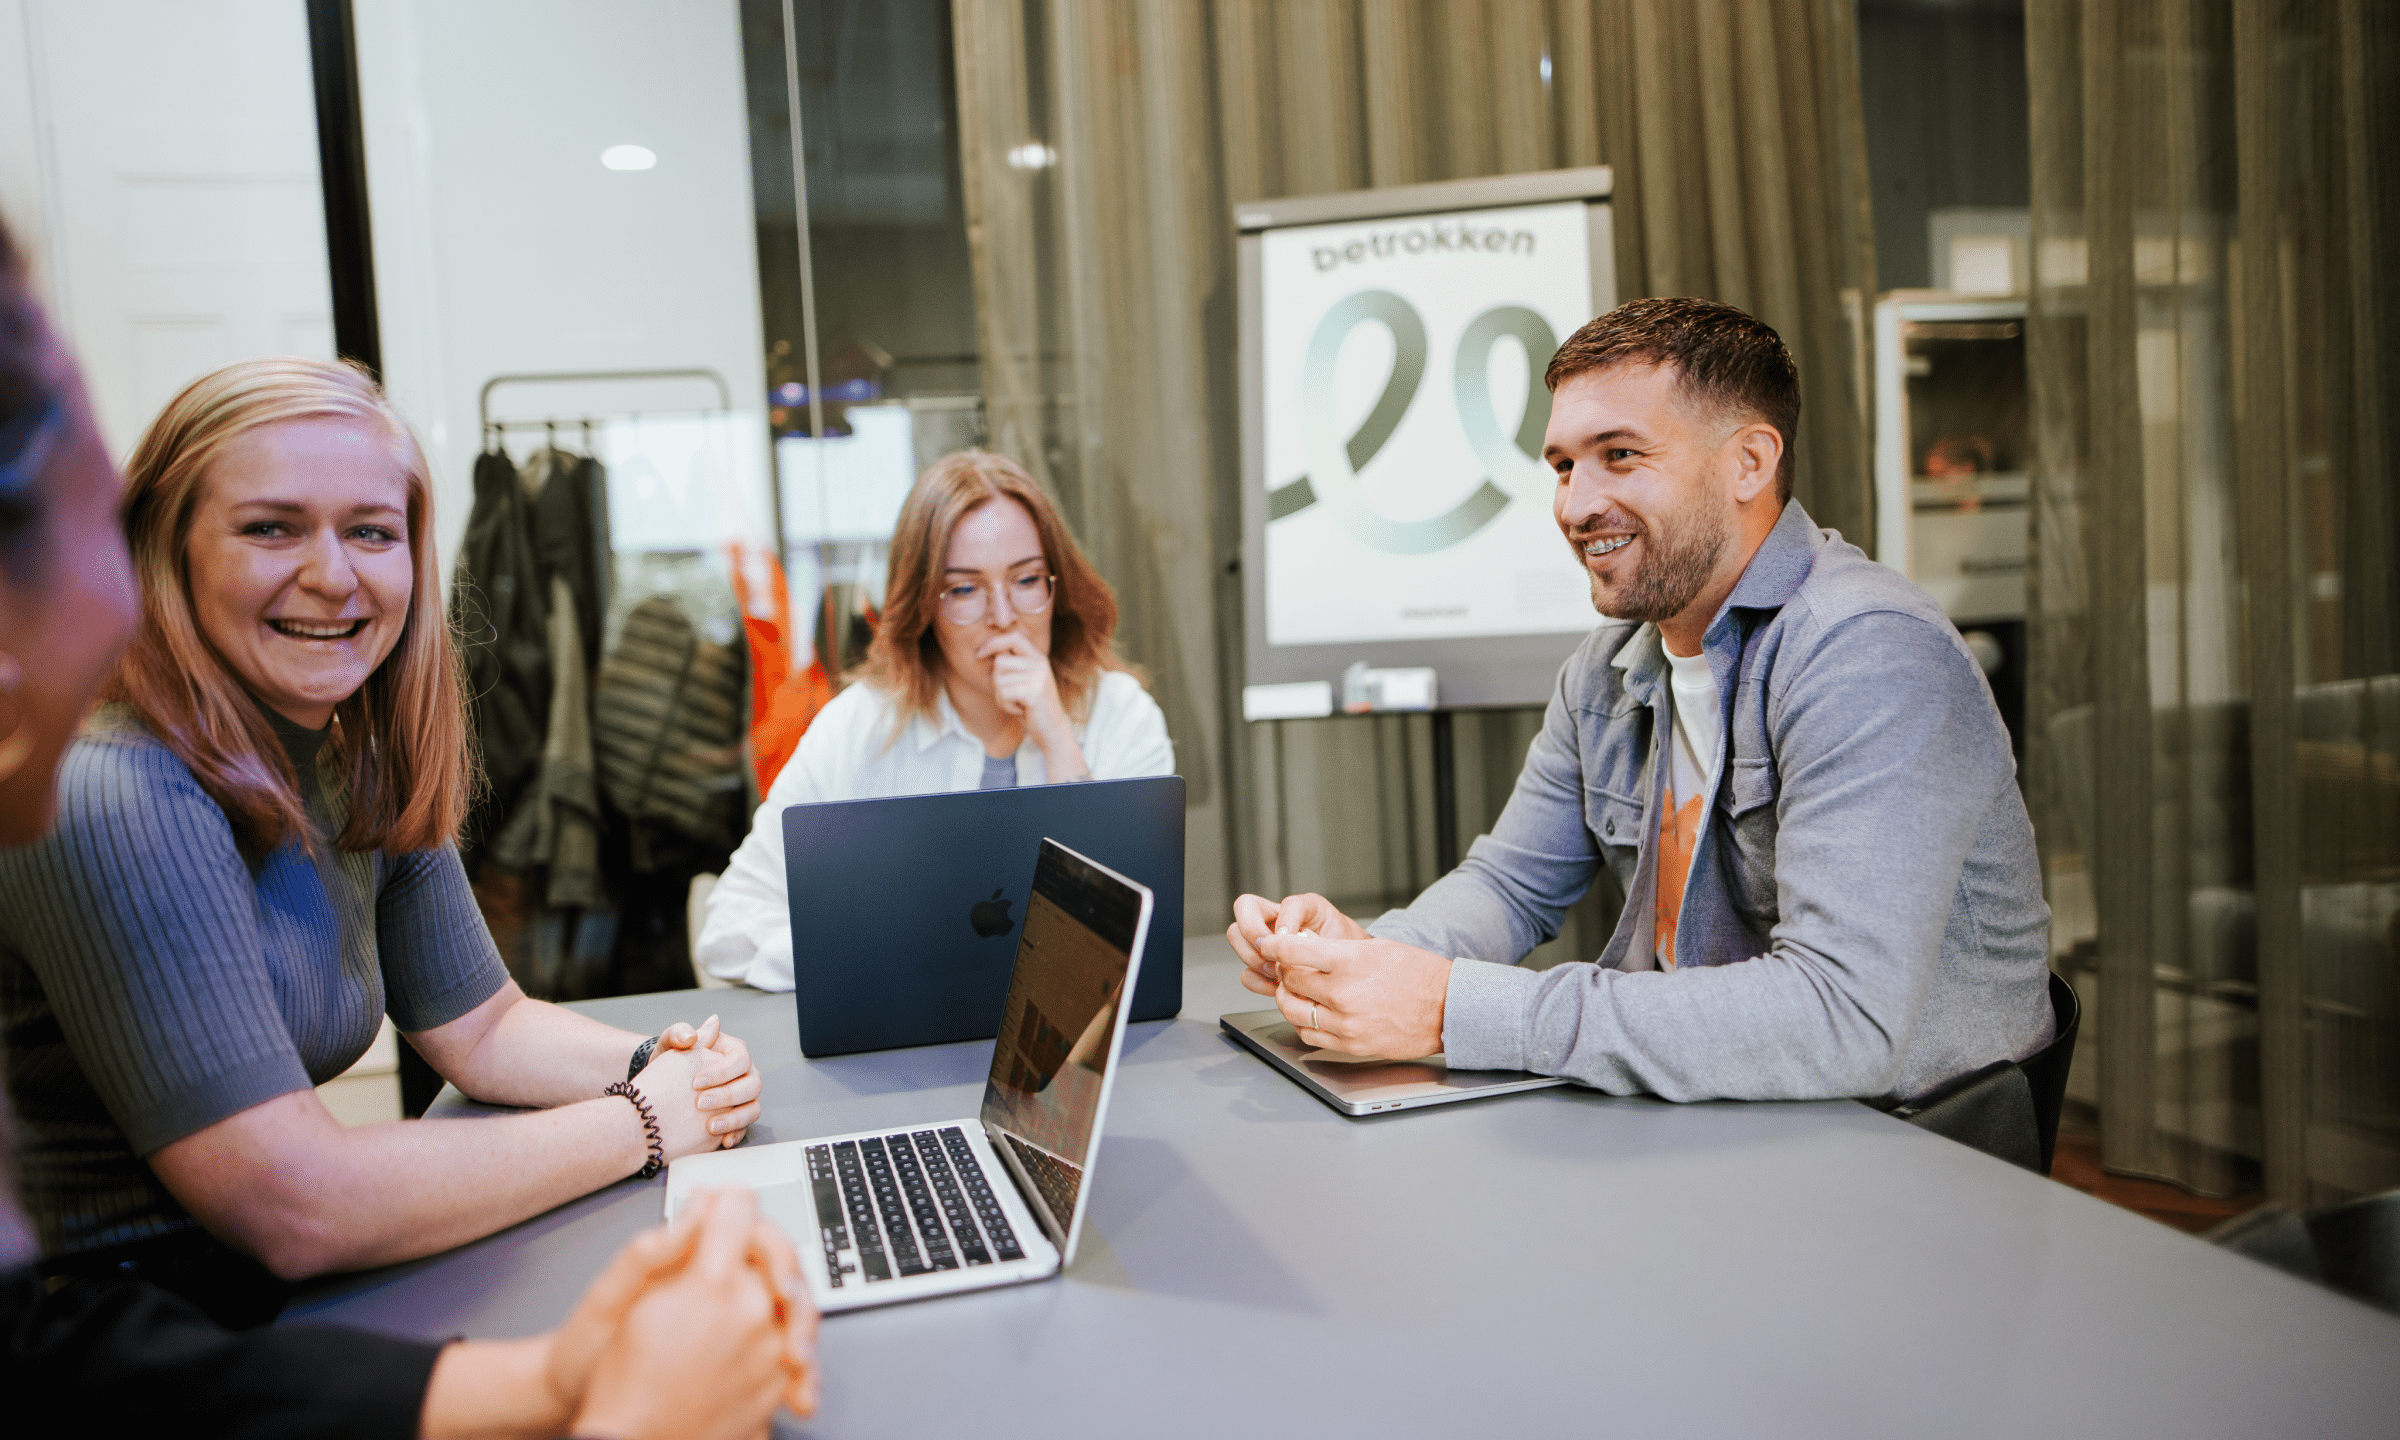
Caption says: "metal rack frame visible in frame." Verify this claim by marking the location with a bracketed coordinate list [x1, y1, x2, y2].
[477, 367, 734, 444]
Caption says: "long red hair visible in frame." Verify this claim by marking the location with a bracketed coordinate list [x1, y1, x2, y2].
[102, 358, 470, 856]
[855, 449, 1132, 736]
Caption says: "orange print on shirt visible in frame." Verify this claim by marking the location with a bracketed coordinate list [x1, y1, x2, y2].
[1654, 779, 1704, 970]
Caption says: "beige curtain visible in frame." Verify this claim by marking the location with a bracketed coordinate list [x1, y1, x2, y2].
[2027, 0, 2400, 1204]
[953, 0, 1875, 936]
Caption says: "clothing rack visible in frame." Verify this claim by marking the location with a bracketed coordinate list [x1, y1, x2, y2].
[455, 366, 758, 1011]
[477, 365, 773, 551]
[478, 367, 735, 450]
[473, 365, 784, 623]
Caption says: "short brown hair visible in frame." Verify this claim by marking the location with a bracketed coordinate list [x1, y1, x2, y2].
[1544, 297, 1800, 501]
[104, 358, 471, 858]
[855, 449, 1133, 736]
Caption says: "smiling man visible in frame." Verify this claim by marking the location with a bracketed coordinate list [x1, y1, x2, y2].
[1228, 296, 2052, 1105]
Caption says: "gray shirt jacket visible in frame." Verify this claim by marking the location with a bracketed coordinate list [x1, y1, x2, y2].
[1372, 501, 2054, 1105]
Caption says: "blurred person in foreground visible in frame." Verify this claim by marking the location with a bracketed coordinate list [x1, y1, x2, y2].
[1229, 297, 2052, 1107]
[0, 212, 815, 1435]
[697, 448, 1171, 990]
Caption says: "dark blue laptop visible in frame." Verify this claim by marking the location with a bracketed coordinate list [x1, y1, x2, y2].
[781, 776, 1184, 1057]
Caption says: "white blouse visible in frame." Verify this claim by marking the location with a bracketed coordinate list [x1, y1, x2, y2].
[695, 669, 1174, 989]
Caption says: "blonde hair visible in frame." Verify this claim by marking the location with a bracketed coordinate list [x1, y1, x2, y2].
[855, 449, 1132, 733]
[102, 357, 470, 857]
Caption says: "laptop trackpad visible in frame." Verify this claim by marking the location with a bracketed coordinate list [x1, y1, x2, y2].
[750, 1177, 819, 1242]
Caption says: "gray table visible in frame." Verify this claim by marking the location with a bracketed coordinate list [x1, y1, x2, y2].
[288, 938, 2400, 1438]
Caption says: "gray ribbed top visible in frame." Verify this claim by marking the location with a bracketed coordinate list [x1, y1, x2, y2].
[977, 753, 1019, 790]
[0, 705, 505, 1259]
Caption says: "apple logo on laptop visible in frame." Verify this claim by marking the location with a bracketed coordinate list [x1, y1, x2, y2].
[970, 888, 1015, 938]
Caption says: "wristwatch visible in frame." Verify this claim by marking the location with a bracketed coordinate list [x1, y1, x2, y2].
[627, 1033, 659, 1081]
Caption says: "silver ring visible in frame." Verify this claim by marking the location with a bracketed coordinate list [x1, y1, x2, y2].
[1309, 1004, 1320, 1030]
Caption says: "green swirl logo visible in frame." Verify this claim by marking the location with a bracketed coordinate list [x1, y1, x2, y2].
[1270, 291, 1557, 556]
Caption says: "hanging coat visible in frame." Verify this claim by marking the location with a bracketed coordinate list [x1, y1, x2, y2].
[729, 541, 832, 793]
[489, 575, 605, 910]
[594, 596, 746, 861]
[529, 446, 612, 672]
[450, 449, 551, 819]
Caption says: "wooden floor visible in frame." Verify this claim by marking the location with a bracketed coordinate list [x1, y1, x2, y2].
[2049, 1126, 2263, 1234]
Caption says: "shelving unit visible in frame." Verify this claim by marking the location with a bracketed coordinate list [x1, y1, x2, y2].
[1873, 291, 2031, 762]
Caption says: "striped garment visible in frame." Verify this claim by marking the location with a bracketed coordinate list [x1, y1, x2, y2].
[593, 595, 747, 850]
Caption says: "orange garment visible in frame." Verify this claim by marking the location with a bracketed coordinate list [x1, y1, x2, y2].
[1652, 779, 1705, 970]
[729, 543, 833, 794]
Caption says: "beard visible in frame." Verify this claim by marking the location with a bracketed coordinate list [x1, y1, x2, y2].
[1574, 487, 1731, 625]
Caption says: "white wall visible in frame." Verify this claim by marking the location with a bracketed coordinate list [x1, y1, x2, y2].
[0, 3, 57, 303]
[0, 0, 334, 455]
[352, 0, 771, 591]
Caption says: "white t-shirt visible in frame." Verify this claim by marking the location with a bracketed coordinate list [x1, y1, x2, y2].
[694, 668, 1174, 989]
[1654, 645, 1722, 969]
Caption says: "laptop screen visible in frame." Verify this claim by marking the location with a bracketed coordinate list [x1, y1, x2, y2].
[979, 839, 1147, 1223]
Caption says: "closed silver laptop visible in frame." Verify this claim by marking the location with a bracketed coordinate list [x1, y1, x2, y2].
[1220, 1009, 1569, 1116]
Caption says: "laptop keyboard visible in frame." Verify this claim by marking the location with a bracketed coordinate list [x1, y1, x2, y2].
[1004, 1134, 1082, 1227]
[804, 1127, 1025, 1289]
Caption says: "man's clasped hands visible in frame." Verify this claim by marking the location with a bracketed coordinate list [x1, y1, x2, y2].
[1226, 892, 1454, 1062]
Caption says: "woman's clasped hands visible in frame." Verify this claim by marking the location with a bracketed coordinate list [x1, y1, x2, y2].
[636, 1015, 764, 1156]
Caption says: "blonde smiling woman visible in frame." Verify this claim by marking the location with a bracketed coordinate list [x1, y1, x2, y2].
[0, 219, 812, 1436]
[0, 357, 765, 1326]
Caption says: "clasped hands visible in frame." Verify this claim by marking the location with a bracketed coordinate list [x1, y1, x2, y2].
[635, 1015, 762, 1159]
[1226, 892, 1452, 1061]
[427, 1187, 818, 1440]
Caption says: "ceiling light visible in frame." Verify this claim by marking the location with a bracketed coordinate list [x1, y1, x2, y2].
[1005, 143, 1057, 171]
[601, 144, 657, 171]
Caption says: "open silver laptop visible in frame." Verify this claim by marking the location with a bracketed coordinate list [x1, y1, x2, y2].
[667, 838, 1151, 1311]
[1220, 1010, 1568, 1116]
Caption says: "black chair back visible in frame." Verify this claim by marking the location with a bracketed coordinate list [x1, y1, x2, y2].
[2019, 971, 2081, 1175]
[2307, 1189, 2400, 1314]
[2210, 1188, 2400, 1317]
[1876, 969, 2080, 1175]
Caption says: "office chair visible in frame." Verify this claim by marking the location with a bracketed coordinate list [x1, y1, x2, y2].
[686, 872, 735, 989]
[1884, 969, 2081, 1175]
[2210, 1188, 2400, 1316]
[2020, 970, 2081, 1173]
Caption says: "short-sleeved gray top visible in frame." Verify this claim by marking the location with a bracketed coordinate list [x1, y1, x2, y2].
[0, 705, 506, 1258]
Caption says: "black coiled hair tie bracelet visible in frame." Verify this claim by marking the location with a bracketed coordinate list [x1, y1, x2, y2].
[605, 1081, 665, 1180]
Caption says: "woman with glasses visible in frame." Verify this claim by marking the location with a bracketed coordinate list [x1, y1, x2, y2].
[695, 450, 1171, 990]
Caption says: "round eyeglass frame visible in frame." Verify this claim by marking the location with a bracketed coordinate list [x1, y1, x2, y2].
[938, 572, 1056, 625]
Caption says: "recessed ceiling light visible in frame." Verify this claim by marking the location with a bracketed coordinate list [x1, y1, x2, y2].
[601, 144, 657, 171]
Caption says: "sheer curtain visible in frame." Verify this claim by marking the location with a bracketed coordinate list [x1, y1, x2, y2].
[2026, 0, 2399, 1204]
[951, 0, 1875, 931]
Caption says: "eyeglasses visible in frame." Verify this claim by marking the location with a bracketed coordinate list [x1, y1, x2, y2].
[939, 572, 1055, 625]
